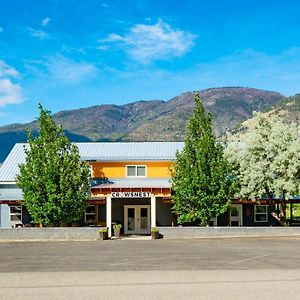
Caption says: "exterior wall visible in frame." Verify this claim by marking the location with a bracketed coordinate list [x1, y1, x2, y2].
[0, 227, 104, 240]
[159, 226, 300, 239]
[242, 204, 280, 226]
[156, 198, 173, 226]
[215, 204, 280, 227]
[0, 226, 299, 241]
[91, 161, 172, 178]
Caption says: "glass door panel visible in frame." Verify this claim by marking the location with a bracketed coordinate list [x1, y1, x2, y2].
[140, 208, 148, 230]
[127, 208, 135, 231]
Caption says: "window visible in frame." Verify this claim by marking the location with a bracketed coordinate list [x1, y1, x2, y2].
[209, 217, 217, 227]
[126, 165, 146, 177]
[254, 205, 268, 222]
[85, 205, 96, 224]
[10, 206, 22, 227]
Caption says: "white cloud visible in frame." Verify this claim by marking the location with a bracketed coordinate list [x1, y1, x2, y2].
[0, 79, 22, 107]
[0, 61, 22, 107]
[0, 61, 20, 78]
[100, 20, 196, 63]
[42, 17, 51, 26]
[47, 56, 98, 84]
[27, 27, 49, 39]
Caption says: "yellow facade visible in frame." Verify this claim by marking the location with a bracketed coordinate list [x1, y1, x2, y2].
[91, 161, 173, 179]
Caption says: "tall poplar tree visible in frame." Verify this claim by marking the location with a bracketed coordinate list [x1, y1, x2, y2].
[171, 93, 236, 226]
[17, 104, 90, 226]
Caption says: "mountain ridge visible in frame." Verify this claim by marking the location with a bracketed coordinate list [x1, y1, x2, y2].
[0, 87, 285, 162]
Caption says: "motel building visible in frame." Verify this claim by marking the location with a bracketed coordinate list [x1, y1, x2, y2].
[0, 142, 289, 236]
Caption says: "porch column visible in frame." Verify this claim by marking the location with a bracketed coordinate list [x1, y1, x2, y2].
[106, 196, 112, 237]
[290, 203, 293, 226]
[0, 204, 10, 228]
[151, 195, 156, 228]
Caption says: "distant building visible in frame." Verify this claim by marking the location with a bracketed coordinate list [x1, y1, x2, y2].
[0, 142, 282, 234]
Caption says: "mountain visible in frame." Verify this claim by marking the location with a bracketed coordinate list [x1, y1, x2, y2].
[226, 93, 300, 141]
[0, 87, 285, 162]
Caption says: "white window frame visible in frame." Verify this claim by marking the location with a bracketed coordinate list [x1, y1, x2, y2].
[254, 205, 268, 223]
[126, 165, 147, 178]
[85, 205, 96, 224]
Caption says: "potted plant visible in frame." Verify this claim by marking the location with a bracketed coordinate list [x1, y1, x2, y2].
[151, 227, 160, 240]
[113, 224, 122, 238]
[99, 228, 108, 240]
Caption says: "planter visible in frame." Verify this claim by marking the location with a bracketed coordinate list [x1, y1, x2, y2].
[99, 230, 108, 240]
[113, 227, 121, 238]
[151, 231, 160, 240]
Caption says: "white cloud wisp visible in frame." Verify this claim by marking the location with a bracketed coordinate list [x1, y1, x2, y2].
[0, 60, 22, 107]
[42, 17, 51, 26]
[100, 20, 196, 63]
[28, 27, 49, 39]
[47, 56, 98, 84]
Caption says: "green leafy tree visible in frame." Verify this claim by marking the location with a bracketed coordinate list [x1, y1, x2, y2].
[225, 112, 300, 226]
[171, 93, 236, 226]
[17, 104, 90, 226]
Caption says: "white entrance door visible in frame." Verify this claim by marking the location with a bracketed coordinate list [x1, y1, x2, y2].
[230, 204, 243, 226]
[124, 205, 151, 234]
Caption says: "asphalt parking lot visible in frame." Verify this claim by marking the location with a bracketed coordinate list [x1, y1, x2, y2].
[1, 237, 300, 299]
[1, 236, 300, 272]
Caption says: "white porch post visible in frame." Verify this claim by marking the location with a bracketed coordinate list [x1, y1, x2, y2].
[106, 196, 112, 237]
[151, 195, 156, 228]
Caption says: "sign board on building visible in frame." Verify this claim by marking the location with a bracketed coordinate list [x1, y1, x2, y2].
[111, 192, 151, 198]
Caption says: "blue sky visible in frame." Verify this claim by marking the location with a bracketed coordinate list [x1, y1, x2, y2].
[0, 0, 300, 126]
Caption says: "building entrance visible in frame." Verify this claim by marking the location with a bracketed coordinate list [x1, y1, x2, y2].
[124, 205, 151, 234]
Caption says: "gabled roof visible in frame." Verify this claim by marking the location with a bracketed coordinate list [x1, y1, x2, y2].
[0, 142, 184, 182]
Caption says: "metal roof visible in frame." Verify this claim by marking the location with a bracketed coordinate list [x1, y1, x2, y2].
[0, 144, 27, 183]
[0, 142, 184, 182]
[77, 142, 184, 161]
[92, 178, 171, 189]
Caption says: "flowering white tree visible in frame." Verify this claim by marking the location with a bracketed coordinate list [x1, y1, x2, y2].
[225, 113, 300, 226]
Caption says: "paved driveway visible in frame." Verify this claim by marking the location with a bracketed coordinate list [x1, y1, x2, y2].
[0, 237, 300, 299]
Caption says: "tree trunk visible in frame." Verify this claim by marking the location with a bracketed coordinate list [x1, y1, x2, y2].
[270, 200, 287, 227]
[279, 199, 287, 226]
[200, 219, 209, 227]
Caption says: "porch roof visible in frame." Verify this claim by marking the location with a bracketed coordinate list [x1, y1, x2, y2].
[91, 178, 171, 189]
